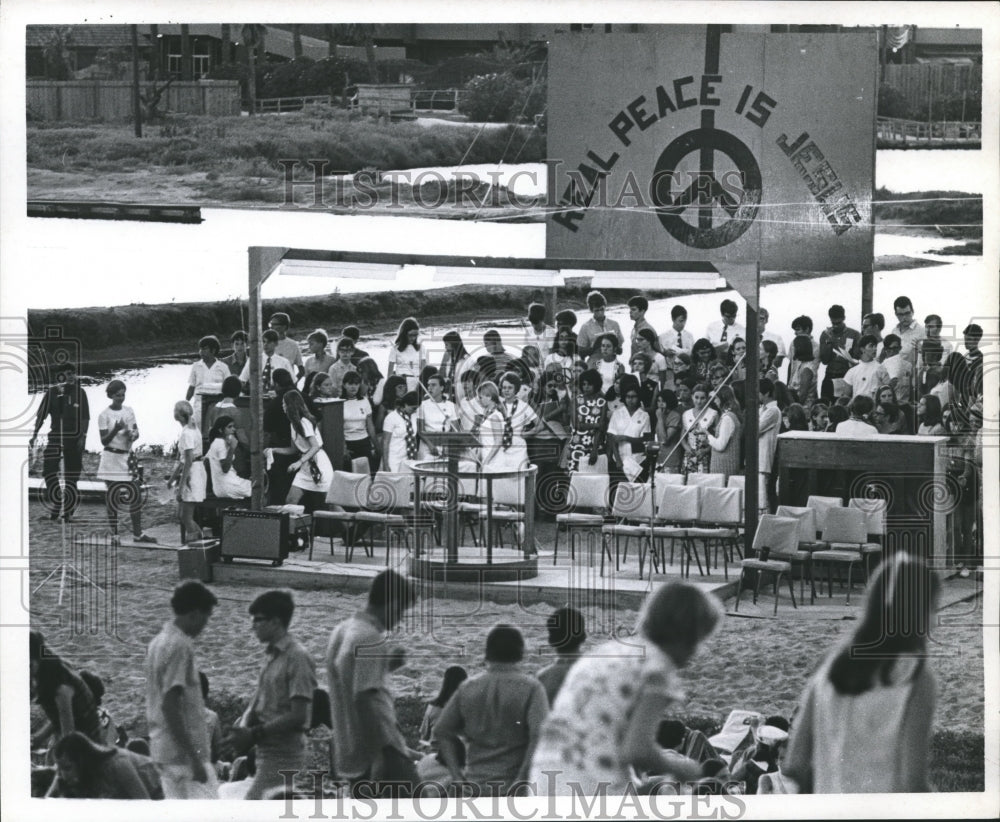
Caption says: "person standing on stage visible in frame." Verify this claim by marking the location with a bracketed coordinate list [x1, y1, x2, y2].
[30, 361, 89, 521]
[227, 590, 317, 800]
[145, 581, 219, 799]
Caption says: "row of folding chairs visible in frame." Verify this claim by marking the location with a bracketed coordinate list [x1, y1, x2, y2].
[734, 499, 886, 613]
[555, 474, 745, 580]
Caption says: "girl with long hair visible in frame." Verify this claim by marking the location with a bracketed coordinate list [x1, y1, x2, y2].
[440, 330, 469, 394]
[654, 389, 683, 473]
[705, 385, 742, 480]
[784, 553, 940, 792]
[205, 415, 251, 499]
[388, 316, 423, 391]
[341, 371, 379, 472]
[681, 383, 717, 476]
[916, 394, 946, 436]
[276, 390, 333, 510]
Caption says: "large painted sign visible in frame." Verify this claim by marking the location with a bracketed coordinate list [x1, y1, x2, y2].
[546, 28, 877, 272]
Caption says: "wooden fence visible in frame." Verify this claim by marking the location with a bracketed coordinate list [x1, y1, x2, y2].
[254, 94, 333, 114]
[882, 63, 981, 112]
[26, 80, 241, 122]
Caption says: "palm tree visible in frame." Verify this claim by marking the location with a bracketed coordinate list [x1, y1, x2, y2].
[240, 24, 267, 114]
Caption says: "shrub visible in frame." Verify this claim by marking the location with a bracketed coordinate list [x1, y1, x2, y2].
[877, 84, 914, 119]
[463, 72, 529, 123]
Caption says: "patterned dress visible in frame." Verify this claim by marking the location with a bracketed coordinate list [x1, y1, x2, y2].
[529, 638, 685, 795]
[681, 407, 717, 476]
[566, 394, 607, 471]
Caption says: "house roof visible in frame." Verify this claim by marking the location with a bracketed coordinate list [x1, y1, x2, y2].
[26, 25, 134, 49]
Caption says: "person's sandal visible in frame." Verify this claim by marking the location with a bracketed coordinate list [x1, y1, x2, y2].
[134, 533, 158, 544]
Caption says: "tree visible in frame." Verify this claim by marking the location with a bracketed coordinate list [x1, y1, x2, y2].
[241, 24, 267, 114]
[42, 27, 75, 80]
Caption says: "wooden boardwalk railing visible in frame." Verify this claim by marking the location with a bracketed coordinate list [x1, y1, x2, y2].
[877, 117, 981, 147]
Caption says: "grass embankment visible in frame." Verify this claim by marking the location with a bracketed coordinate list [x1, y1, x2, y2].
[27, 109, 544, 208]
[873, 187, 983, 240]
[28, 281, 681, 365]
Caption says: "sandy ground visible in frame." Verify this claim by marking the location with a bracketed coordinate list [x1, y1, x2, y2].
[27, 467, 985, 743]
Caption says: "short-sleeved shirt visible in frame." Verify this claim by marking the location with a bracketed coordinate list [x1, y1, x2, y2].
[706, 319, 746, 348]
[419, 398, 458, 434]
[239, 353, 294, 386]
[382, 409, 412, 473]
[659, 327, 695, 358]
[433, 664, 549, 792]
[327, 360, 358, 397]
[325, 612, 408, 780]
[247, 633, 317, 754]
[843, 360, 890, 398]
[188, 359, 231, 394]
[891, 320, 926, 366]
[343, 397, 374, 441]
[389, 345, 422, 379]
[145, 621, 210, 766]
[275, 338, 304, 371]
[576, 318, 625, 359]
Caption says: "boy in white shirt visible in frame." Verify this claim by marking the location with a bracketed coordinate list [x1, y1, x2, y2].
[880, 334, 913, 405]
[843, 335, 889, 399]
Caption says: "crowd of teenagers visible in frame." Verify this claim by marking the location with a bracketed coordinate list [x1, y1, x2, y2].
[30, 293, 984, 568]
[31, 552, 944, 799]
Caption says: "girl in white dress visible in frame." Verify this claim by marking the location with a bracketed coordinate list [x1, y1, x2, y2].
[204, 416, 251, 499]
[493, 371, 538, 471]
[167, 400, 206, 543]
[97, 380, 156, 544]
[388, 317, 424, 392]
[276, 390, 334, 511]
[418, 373, 459, 458]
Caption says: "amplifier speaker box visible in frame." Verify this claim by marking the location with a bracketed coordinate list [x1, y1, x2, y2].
[178, 539, 221, 582]
[221, 509, 290, 566]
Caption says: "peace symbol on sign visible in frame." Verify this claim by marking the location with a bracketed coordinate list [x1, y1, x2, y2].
[650, 127, 763, 249]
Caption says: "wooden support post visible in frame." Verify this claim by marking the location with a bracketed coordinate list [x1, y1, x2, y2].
[743, 264, 761, 556]
[248, 247, 289, 511]
[545, 285, 557, 328]
[861, 269, 874, 319]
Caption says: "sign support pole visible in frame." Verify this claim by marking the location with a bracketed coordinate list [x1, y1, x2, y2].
[743, 263, 761, 556]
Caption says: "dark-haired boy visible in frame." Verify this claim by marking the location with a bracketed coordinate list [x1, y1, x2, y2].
[228, 590, 317, 800]
[627, 295, 657, 360]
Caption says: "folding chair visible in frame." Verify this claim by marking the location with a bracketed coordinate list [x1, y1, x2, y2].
[686, 486, 743, 580]
[775, 505, 822, 603]
[554, 472, 610, 565]
[354, 472, 415, 565]
[849, 497, 887, 577]
[657, 472, 687, 487]
[734, 515, 802, 615]
[809, 506, 871, 604]
[686, 472, 726, 489]
[601, 482, 655, 578]
[805, 495, 844, 536]
[726, 475, 746, 491]
[311, 471, 371, 561]
[652, 484, 702, 577]
[478, 474, 529, 551]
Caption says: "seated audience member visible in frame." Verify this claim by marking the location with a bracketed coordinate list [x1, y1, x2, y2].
[78, 670, 125, 748]
[341, 326, 370, 366]
[782, 403, 810, 433]
[655, 719, 721, 766]
[48, 731, 164, 799]
[835, 396, 878, 437]
[304, 329, 336, 376]
[434, 625, 549, 797]
[536, 607, 587, 706]
[729, 717, 790, 795]
[205, 416, 252, 498]
[199, 672, 224, 768]
[32, 630, 106, 748]
[825, 404, 849, 432]
[843, 334, 889, 399]
[240, 329, 293, 394]
[222, 330, 249, 377]
[415, 666, 469, 795]
[916, 394, 947, 436]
